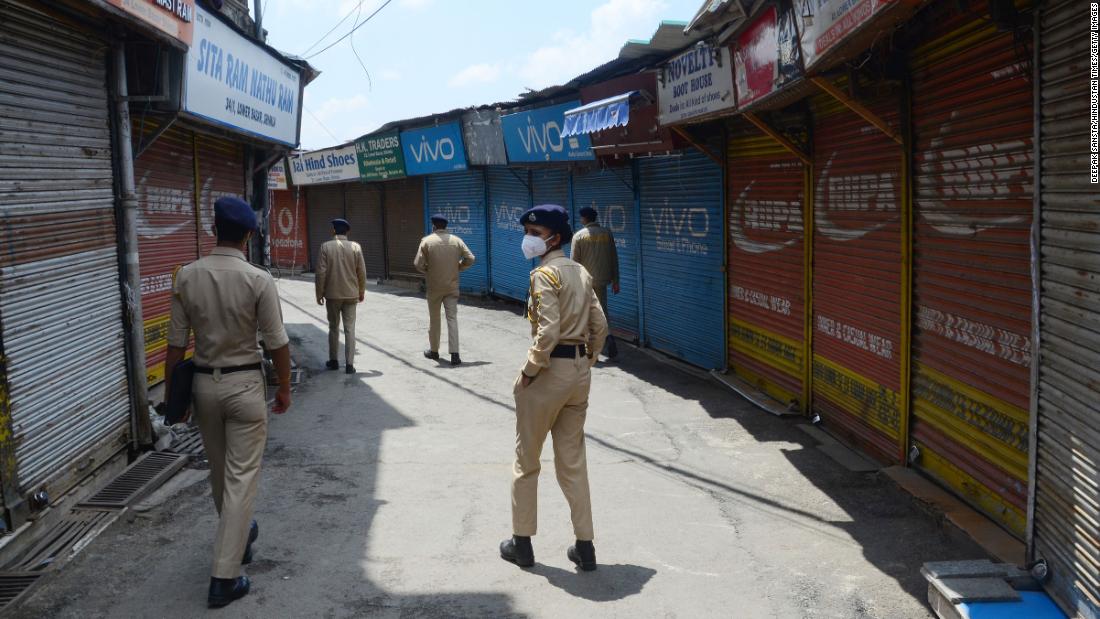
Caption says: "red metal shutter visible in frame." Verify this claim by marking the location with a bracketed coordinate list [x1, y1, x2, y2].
[384, 177, 426, 281]
[344, 183, 386, 280]
[909, 3, 1034, 537]
[133, 121, 199, 384]
[195, 132, 246, 256]
[811, 86, 904, 464]
[727, 131, 807, 408]
[270, 188, 309, 273]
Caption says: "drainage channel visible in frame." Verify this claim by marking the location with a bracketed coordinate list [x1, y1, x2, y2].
[0, 451, 189, 612]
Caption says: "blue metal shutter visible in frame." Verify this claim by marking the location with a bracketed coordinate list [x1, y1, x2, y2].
[487, 168, 532, 301]
[639, 150, 725, 369]
[426, 170, 488, 294]
[571, 167, 640, 338]
[531, 168, 571, 212]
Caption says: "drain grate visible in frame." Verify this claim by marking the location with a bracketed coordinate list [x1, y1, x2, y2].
[76, 452, 187, 510]
[2, 511, 115, 572]
[0, 573, 42, 610]
[165, 426, 205, 458]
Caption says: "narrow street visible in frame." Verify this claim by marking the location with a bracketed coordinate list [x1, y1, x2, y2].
[11, 278, 980, 618]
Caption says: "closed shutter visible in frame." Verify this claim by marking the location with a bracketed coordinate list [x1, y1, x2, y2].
[0, 0, 130, 493]
[811, 85, 903, 464]
[195, 132, 245, 256]
[345, 183, 386, 280]
[133, 122, 198, 384]
[270, 189, 309, 272]
[726, 133, 806, 407]
[427, 171, 488, 294]
[531, 167, 570, 210]
[306, 184, 344, 272]
[488, 168, 532, 302]
[383, 177, 425, 280]
[909, 2, 1033, 537]
[1034, 0, 1100, 616]
[571, 167, 639, 338]
[639, 150, 725, 369]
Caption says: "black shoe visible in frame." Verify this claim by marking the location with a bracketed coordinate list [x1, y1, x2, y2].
[208, 576, 250, 608]
[325, 360, 339, 370]
[241, 520, 258, 565]
[450, 353, 462, 366]
[568, 540, 597, 571]
[346, 364, 355, 374]
[499, 536, 534, 568]
[423, 350, 439, 360]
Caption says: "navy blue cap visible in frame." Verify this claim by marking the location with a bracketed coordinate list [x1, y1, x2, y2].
[331, 218, 350, 233]
[430, 214, 448, 226]
[519, 204, 572, 244]
[579, 206, 597, 221]
[214, 196, 257, 230]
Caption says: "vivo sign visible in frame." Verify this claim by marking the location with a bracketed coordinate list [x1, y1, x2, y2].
[501, 101, 594, 163]
[400, 122, 468, 175]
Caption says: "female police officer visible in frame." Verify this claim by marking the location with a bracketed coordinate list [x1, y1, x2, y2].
[500, 204, 608, 572]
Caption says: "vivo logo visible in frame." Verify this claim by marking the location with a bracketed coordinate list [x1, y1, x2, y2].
[518, 116, 564, 156]
[435, 204, 470, 224]
[410, 136, 456, 164]
[649, 205, 710, 238]
[583, 203, 628, 234]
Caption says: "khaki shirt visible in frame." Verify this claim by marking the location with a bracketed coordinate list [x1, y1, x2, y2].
[168, 247, 289, 368]
[414, 230, 476, 295]
[523, 249, 608, 377]
[571, 223, 619, 286]
[316, 235, 367, 302]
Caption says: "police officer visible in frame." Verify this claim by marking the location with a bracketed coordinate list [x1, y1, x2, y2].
[316, 218, 367, 374]
[414, 214, 476, 366]
[164, 197, 292, 608]
[500, 204, 608, 572]
[571, 206, 620, 360]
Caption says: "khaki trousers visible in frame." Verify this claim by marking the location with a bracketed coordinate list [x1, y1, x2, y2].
[592, 281, 617, 358]
[326, 299, 357, 365]
[511, 354, 594, 540]
[427, 292, 459, 354]
[193, 370, 268, 579]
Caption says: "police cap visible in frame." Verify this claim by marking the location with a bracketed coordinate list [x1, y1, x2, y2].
[430, 214, 448, 227]
[214, 196, 257, 231]
[519, 204, 572, 244]
[331, 218, 350, 234]
[579, 206, 597, 221]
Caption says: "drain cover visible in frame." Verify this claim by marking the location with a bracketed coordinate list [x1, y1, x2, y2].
[0, 573, 41, 610]
[165, 426, 205, 458]
[77, 452, 187, 510]
[2, 511, 115, 572]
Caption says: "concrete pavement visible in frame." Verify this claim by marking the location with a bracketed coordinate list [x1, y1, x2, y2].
[10, 278, 981, 618]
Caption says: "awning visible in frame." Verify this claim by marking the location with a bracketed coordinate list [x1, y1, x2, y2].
[561, 91, 637, 137]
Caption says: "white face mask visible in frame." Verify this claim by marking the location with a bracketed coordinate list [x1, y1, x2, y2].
[521, 234, 549, 260]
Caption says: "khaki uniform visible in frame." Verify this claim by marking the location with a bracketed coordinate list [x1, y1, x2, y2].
[571, 222, 619, 355]
[168, 247, 289, 579]
[315, 235, 367, 365]
[414, 230, 475, 353]
[512, 249, 607, 541]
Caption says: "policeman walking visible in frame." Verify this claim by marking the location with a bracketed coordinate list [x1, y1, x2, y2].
[316, 218, 367, 374]
[163, 197, 292, 608]
[500, 204, 608, 572]
[414, 214, 476, 366]
[571, 206, 620, 360]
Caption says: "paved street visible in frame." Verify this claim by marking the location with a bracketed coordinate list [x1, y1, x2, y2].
[11, 277, 980, 618]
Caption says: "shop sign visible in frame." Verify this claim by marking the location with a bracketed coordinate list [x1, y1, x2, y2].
[184, 5, 301, 146]
[794, 0, 896, 70]
[400, 123, 469, 175]
[267, 160, 287, 189]
[355, 130, 406, 181]
[105, 0, 195, 45]
[501, 101, 594, 163]
[657, 44, 736, 125]
[287, 145, 359, 185]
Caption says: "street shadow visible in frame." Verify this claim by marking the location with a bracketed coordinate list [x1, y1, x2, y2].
[436, 360, 493, 369]
[527, 563, 656, 602]
[345, 369, 384, 379]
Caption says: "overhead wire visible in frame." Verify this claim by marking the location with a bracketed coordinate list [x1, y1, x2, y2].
[349, 0, 374, 90]
[303, 0, 393, 59]
[298, 0, 366, 56]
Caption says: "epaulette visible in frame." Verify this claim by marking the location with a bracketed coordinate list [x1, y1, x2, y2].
[531, 266, 562, 290]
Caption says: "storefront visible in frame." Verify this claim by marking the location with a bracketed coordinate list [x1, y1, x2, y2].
[382, 176, 426, 281]
[290, 144, 361, 272]
[345, 182, 386, 280]
[270, 188, 309, 273]
[486, 168, 531, 302]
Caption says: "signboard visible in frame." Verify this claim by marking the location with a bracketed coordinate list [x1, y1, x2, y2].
[657, 44, 736, 125]
[184, 5, 301, 146]
[794, 0, 895, 70]
[462, 109, 508, 166]
[501, 101, 594, 163]
[735, 7, 779, 109]
[355, 131, 406, 182]
[287, 145, 360, 186]
[106, 0, 195, 45]
[267, 160, 288, 189]
[401, 123, 469, 176]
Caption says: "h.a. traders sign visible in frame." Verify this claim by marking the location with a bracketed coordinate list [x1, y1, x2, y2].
[657, 44, 736, 126]
[184, 5, 301, 146]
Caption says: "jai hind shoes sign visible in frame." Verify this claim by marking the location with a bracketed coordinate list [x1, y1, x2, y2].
[658, 44, 736, 126]
[287, 145, 360, 186]
[184, 5, 301, 146]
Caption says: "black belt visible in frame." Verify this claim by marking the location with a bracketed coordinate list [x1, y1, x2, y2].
[550, 344, 584, 359]
[194, 363, 262, 375]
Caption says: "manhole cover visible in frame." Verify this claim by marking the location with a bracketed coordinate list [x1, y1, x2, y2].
[77, 452, 187, 510]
